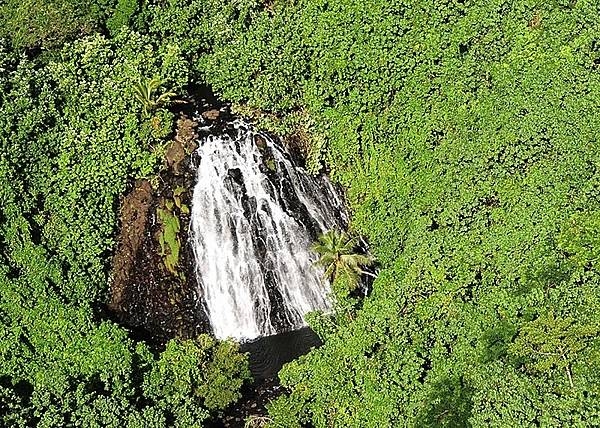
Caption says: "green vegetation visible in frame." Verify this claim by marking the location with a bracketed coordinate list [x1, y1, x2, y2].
[0, 0, 112, 49]
[313, 230, 375, 296]
[145, 335, 250, 418]
[132, 77, 177, 118]
[156, 187, 192, 276]
[3, 0, 600, 427]
[197, 0, 600, 426]
[157, 206, 181, 275]
[0, 9, 249, 427]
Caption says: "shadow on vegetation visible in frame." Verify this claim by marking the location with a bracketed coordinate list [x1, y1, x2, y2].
[416, 376, 474, 428]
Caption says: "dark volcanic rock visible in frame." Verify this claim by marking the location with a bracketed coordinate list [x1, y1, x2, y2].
[254, 135, 267, 151]
[108, 114, 210, 347]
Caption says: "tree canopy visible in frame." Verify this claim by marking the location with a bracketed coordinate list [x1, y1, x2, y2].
[2, 0, 600, 426]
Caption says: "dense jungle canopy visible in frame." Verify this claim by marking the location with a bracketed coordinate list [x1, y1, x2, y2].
[1, 0, 600, 427]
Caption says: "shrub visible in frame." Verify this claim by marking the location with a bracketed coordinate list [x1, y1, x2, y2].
[0, 0, 113, 49]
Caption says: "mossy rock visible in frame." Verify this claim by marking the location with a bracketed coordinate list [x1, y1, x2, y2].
[157, 207, 181, 275]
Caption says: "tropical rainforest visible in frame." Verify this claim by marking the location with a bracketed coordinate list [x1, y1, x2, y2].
[1, 0, 600, 427]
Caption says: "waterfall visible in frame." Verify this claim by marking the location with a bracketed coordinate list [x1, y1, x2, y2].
[190, 121, 347, 341]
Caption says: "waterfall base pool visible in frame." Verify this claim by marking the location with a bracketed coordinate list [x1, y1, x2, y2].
[207, 327, 322, 427]
[240, 326, 322, 380]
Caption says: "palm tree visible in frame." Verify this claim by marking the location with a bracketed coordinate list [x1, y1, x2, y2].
[312, 230, 376, 290]
[132, 77, 176, 117]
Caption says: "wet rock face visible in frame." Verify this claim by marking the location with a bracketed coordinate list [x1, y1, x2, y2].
[254, 135, 267, 151]
[108, 113, 212, 346]
[109, 179, 153, 313]
[108, 97, 348, 347]
[166, 116, 198, 174]
[107, 93, 242, 345]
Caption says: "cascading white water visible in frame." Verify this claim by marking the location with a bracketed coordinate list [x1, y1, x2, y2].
[190, 121, 347, 341]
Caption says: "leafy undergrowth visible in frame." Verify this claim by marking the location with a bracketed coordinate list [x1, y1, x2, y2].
[194, 0, 600, 426]
[3, 0, 600, 427]
[0, 18, 250, 428]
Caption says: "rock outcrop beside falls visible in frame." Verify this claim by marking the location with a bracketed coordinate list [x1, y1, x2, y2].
[108, 112, 213, 345]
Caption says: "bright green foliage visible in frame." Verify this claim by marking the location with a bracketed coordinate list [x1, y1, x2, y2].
[130, 0, 262, 65]
[193, 0, 600, 426]
[509, 312, 599, 389]
[558, 211, 600, 269]
[4, 0, 600, 426]
[312, 230, 375, 296]
[132, 77, 177, 118]
[26, 32, 187, 303]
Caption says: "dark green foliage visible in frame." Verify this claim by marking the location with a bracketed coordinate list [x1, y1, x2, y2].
[145, 336, 251, 413]
[106, 0, 139, 36]
[415, 376, 474, 428]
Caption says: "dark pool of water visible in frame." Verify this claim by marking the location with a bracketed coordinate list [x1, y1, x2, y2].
[207, 327, 322, 427]
[240, 326, 322, 380]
